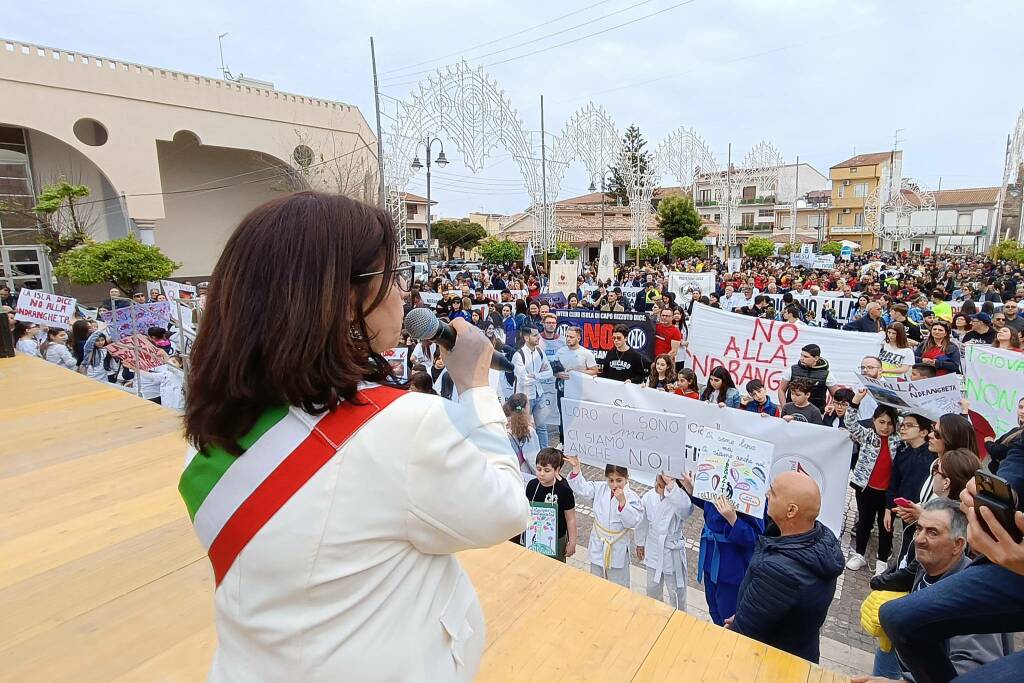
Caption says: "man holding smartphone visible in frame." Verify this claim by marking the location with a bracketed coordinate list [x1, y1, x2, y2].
[875, 436, 1024, 682]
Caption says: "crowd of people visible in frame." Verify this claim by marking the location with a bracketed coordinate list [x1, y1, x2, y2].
[393, 248, 1024, 681]
[4, 286, 187, 408]
[6, 246, 1024, 680]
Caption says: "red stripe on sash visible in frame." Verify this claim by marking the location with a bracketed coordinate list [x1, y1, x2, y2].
[208, 386, 406, 586]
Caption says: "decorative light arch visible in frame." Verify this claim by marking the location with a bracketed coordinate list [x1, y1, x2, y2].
[865, 165, 935, 244]
[655, 127, 717, 199]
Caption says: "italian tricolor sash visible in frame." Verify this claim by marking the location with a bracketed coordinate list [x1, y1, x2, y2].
[179, 385, 405, 586]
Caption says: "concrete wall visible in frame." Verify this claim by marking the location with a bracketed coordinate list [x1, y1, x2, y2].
[26, 129, 128, 242]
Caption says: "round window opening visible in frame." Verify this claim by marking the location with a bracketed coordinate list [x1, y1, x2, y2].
[293, 144, 315, 169]
[73, 118, 109, 146]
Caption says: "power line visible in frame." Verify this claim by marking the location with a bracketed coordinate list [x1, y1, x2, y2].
[380, 0, 617, 76]
[380, 0, 662, 84]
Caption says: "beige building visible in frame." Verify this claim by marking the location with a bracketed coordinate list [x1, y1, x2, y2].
[827, 151, 903, 251]
[0, 37, 377, 284]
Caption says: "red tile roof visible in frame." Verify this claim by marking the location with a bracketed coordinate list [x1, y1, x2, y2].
[400, 192, 436, 205]
[832, 152, 897, 169]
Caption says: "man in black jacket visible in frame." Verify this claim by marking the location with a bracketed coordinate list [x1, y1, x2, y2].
[728, 471, 844, 663]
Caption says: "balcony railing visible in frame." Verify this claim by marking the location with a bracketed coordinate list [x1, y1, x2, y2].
[696, 200, 718, 207]
[739, 195, 775, 205]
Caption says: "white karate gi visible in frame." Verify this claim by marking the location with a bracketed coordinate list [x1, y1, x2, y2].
[567, 470, 642, 588]
[636, 480, 693, 610]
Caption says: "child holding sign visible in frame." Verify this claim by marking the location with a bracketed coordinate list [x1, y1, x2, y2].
[518, 448, 577, 562]
[636, 473, 694, 609]
[564, 454, 643, 588]
[679, 475, 764, 626]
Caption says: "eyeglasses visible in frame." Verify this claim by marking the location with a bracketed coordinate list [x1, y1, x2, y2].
[353, 261, 414, 293]
[900, 422, 919, 430]
[931, 462, 946, 477]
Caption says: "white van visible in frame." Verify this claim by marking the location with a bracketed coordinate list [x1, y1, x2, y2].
[412, 261, 429, 283]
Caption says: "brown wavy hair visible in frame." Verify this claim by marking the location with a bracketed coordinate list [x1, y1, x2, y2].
[185, 192, 399, 455]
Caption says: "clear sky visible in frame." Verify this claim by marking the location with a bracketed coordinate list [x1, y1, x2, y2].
[6, 0, 1023, 217]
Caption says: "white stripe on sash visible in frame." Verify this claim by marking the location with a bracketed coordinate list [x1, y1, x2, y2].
[192, 409, 314, 549]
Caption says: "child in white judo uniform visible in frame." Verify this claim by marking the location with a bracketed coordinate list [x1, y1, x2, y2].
[564, 454, 643, 588]
[636, 473, 694, 610]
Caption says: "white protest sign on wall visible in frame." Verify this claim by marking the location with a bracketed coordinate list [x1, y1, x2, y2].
[686, 303, 882, 390]
[561, 398, 689, 478]
[857, 373, 962, 421]
[667, 271, 717, 301]
[563, 374, 851, 536]
[549, 261, 579, 298]
[689, 425, 774, 517]
[963, 345, 1024, 435]
[764, 293, 859, 324]
[14, 289, 76, 330]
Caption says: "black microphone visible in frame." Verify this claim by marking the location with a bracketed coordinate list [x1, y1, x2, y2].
[404, 308, 515, 372]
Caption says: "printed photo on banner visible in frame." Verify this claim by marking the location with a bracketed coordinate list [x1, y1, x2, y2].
[106, 334, 165, 371]
[562, 373, 851, 536]
[14, 289, 76, 329]
[523, 502, 558, 557]
[856, 373, 963, 421]
[160, 280, 196, 301]
[560, 397, 688, 478]
[554, 309, 655, 360]
[763, 293, 859, 324]
[382, 347, 409, 381]
[100, 302, 172, 341]
[689, 424, 774, 517]
[666, 271, 716, 302]
[579, 284, 644, 309]
[686, 302, 881, 390]
[963, 345, 1024, 434]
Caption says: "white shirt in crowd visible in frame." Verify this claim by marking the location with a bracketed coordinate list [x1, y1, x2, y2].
[555, 345, 598, 375]
[42, 343, 77, 370]
[15, 338, 39, 356]
[512, 345, 552, 400]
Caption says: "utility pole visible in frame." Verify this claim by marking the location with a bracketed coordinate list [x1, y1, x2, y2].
[886, 129, 903, 251]
[791, 155, 800, 247]
[934, 176, 942, 253]
[369, 37, 386, 209]
[540, 95, 548, 272]
[725, 143, 732, 257]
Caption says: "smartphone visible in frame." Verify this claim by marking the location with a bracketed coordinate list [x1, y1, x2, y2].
[974, 470, 1023, 543]
[893, 497, 913, 508]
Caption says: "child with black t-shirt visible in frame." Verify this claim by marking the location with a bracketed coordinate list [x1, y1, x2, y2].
[518, 448, 577, 562]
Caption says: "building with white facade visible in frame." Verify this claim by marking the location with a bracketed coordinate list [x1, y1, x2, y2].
[694, 162, 829, 233]
[881, 187, 999, 254]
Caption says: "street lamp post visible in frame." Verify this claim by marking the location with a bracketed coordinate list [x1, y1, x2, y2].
[410, 136, 448, 274]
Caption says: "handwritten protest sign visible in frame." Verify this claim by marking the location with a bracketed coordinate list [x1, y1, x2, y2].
[857, 373, 962, 421]
[689, 425, 774, 517]
[564, 374, 852, 536]
[523, 502, 558, 557]
[106, 334, 165, 371]
[686, 303, 881, 389]
[100, 302, 171, 341]
[561, 398, 688, 477]
[554, 309, 655, 361]
[382, 347, 409, 381]
[963, 345, 1024, 434]
[14, 289, 76, 329]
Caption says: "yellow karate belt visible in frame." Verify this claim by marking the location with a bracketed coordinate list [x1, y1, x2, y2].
[594, 521, 629, 572]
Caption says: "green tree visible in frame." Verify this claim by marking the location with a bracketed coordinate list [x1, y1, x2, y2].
[548, 241, 580, 260]
[627, 240, 667, 262]
[431, 220, 487, 260]
[55, 236, 180, 295]
[657, 195, 707, 242]
[477, 238, 524, 265]
[743, 236, 776, 259]
[991, 239, 1024, 263]
[670, 236, 705, 260]
[605, 124, 652, 206]
[31, 180, 94, 262]
[820, 241, 842, 257]
[777, 242, 798, 256]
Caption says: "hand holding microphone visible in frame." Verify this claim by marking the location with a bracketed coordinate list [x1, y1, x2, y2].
[404, 308, 514, 393]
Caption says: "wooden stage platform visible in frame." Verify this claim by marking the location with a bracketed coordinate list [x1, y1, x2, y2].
[0, 355, 849, 682]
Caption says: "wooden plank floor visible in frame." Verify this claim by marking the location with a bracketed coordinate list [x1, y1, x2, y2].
[0, 355, 848, 682]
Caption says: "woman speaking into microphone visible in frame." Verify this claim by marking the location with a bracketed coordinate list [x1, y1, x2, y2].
[180, 192, 529, 682]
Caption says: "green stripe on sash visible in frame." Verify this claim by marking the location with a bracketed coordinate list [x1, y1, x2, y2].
[179, 405, 289, 520]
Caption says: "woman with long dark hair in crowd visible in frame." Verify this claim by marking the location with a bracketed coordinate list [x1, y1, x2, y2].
[70, 318, 93, 368]
[38, 327, 77, 370]
[700, 366, 740, 408]
[951, 312, 972, 341]
[13, 320, 40, 356]
[180, 192, 527, 681]
[879, 322, 915, 379]
[915, 320, 961, 375]
[992, 326, 1023, 351]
